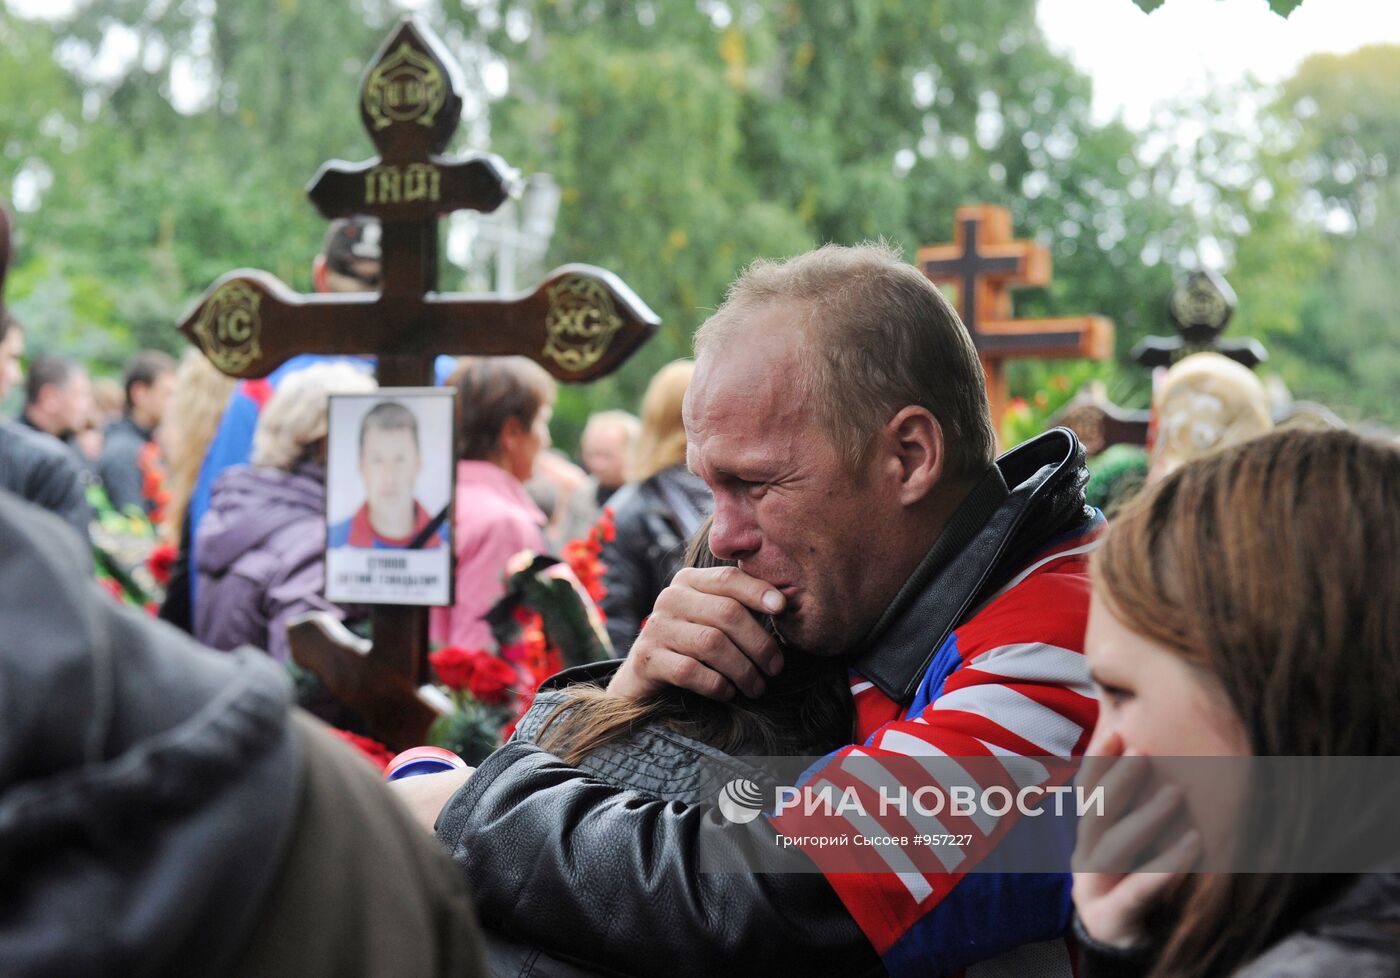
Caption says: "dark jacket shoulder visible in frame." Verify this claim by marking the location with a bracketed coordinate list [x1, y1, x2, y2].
[97, 416, 153, 513]
[0, 418, 93, 547]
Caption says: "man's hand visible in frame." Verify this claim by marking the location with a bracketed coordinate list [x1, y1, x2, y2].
[387, 768, 474, 832]
[607, 565, 786, 701]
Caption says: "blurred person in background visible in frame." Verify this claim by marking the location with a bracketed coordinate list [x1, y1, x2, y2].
[0, 311, 90, 543]
[598, 360, 712, 656]
[525, 446, 589, 554]
[0, 309, 25, 404]
[91, 375, 125, 426]
[20, 354, 93, 454]
[195, 361, 375, 661]
[554, 408, 639, 548]
[157, 349, 238, 631]
[99, 350, 176, 515]
[431, 356, 556, 651]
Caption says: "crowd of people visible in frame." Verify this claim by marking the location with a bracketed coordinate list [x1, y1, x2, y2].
[2, 202, 1397, 978]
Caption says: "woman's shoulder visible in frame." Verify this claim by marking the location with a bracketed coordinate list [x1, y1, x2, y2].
[1236, 874, 1400, 978]
[1236, 933, 1400, 978]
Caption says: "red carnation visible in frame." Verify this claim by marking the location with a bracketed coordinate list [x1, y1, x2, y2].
[147, 541, 178, 586]
[465, 652, 518, 705]
[328, 728, 397, 771]
[429, 645, 478, 691]
[597, 506, 617, 544]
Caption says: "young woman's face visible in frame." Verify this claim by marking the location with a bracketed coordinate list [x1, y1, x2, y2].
[1084, 591, 1250, 759]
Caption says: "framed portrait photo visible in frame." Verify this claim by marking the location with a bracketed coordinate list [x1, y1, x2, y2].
[324, 388, 454, 606]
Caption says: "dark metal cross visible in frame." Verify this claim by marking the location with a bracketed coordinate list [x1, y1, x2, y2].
[176, 16, 658, 748]
[918, 205, 1113, 432]
[1132, 269, 1267, 369]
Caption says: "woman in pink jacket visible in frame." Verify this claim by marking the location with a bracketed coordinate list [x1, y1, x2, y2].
[430, 356, 556, 650]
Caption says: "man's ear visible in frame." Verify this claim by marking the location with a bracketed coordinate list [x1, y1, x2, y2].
[885, 405, 944, 505]
[312, 255, 329, 294]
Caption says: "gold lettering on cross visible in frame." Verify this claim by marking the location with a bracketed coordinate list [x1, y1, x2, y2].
[365, 165, 403, 204]
[403, 163, 440, 203]
[365, 163, 440, 205]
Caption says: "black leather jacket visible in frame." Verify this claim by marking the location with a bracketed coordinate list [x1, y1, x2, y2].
[438, 430, 1092, 978]
[598, 466, 712, 657]
[477, 684, 860, 978]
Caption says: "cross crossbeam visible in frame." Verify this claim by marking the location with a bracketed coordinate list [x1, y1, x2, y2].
[918, 204, 1113, 431]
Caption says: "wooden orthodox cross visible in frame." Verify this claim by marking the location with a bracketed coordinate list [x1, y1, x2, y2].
[177, 17, 658, 749]
[917, 204, 1113, 432]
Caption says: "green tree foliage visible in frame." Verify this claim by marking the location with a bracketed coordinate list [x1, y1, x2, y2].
[2, 0, 1395, 439]
[1254, 46, 1400, 424]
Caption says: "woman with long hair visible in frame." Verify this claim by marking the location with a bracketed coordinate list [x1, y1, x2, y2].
[156, 349, 238, 631]
[598, 359, 713, 656]
[1074, 428, 1400, 977]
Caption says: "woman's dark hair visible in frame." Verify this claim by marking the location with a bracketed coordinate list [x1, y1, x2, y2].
[450, 356, 555, 462]
[536, 516, 853, 762]
[1093, 428, 1400, 978]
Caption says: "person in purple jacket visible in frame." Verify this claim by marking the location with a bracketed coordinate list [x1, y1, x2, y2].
[195, 361, 375, 661]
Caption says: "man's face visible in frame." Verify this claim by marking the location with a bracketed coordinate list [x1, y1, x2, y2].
[325, 258, 382, 294]
[359, 425, 421, 521]
[60, 371, 93, 437]
[686, 306, 907, 655]
[0, 327, 23, 402]
[581, 422, 628, 489]
[133, 370, 176, 426]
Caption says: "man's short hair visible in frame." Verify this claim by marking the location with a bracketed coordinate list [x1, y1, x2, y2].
[450, 356, 556, 462]
[0, 309, 18, 345]
[25, 355, 78, 408]
[122, 350, 177, 408]
[322, 216, 382, 281]
[693, 242, 996, 482]
[584, 409, 641, 444]
[359, 400, 420, 452]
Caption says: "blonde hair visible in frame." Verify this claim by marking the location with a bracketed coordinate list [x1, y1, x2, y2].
[161, 350, 237, 541]
[251, 361, 376, 471]
[92, 376, 125, 419]
[625, 359, 693, 482]
[694, 242, 995, 481]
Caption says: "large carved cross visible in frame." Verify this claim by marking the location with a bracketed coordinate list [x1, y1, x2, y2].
[917, 204, 1113, 432]
[177, 17, 658, 748]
